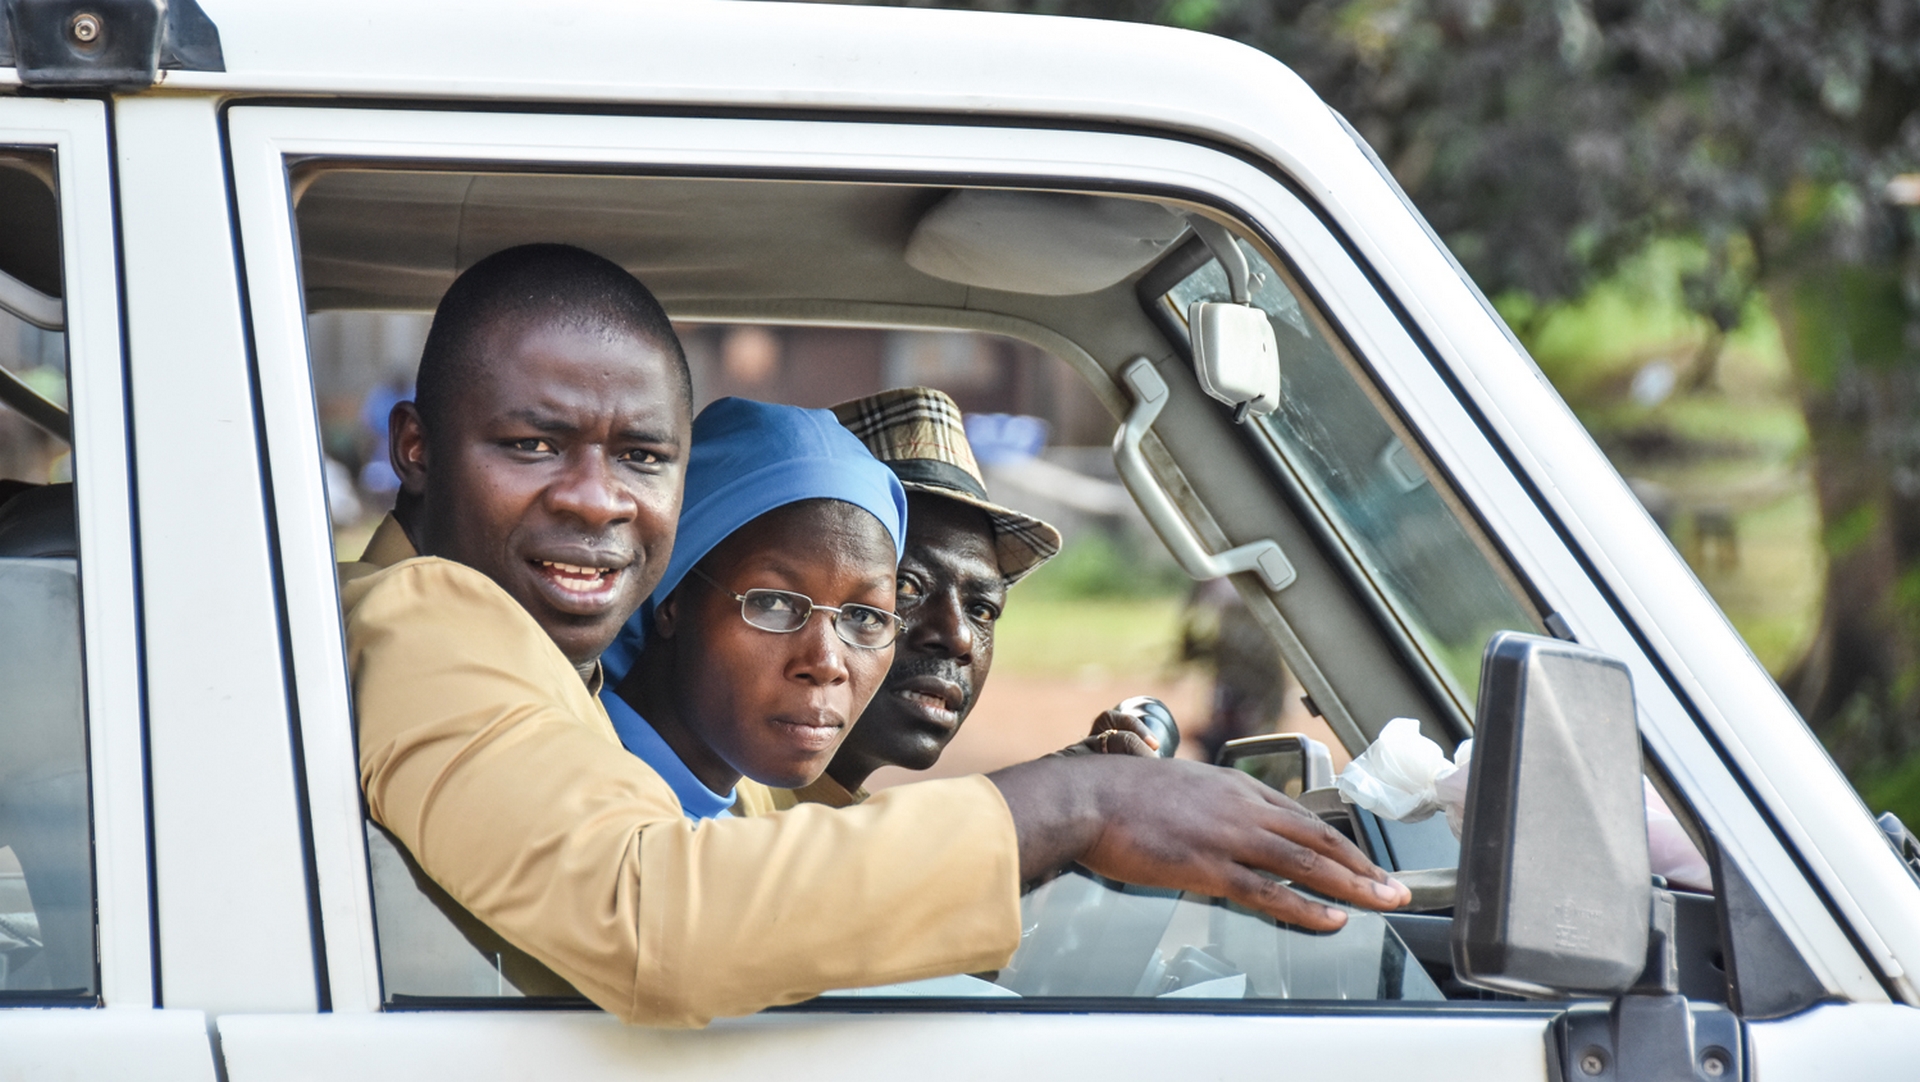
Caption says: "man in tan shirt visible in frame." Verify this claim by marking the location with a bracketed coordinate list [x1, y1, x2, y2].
[347, 243, 1409, 1028]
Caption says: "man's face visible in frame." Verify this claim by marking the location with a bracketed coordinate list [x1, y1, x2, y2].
[394, 318, 688, 672]
[655, 501, 898, 790]
[832, 493, 1004, 781]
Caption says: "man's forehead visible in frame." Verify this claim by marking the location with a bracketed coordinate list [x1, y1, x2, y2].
[461, 320, 687, 418]
[477, 314, 670, 371]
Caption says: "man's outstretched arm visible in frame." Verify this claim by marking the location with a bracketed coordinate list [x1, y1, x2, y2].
[990, 755, 1408, 931]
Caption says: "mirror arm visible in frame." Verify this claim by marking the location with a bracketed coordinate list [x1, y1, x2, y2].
[1112, 357, 1294, 592]
[1554, 892, 1744, 1081]
[1184, 214, 1251, 304]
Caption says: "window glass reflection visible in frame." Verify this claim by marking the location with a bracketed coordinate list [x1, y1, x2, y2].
[1167, 246, 1538, 706]
[0, 150, 95, 1001]
[823, 869, 1442, 1002]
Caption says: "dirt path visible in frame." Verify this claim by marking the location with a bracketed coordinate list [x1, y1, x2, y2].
[867, 670, 1349, 789]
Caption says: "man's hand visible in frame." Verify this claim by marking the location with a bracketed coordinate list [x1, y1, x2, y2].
[1052, 707, 1162, 758]
[988, 755, 1409, 932]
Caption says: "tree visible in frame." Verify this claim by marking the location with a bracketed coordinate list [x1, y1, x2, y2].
[830, 0, 1920, 804]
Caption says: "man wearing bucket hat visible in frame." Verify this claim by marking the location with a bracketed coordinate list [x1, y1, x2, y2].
[774, 388, 1158, 810]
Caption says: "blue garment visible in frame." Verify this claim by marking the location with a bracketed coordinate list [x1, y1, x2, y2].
[601, 688, 736, 819]
[601, 397, 907, 687]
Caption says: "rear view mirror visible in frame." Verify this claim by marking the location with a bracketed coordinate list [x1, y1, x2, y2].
[1453, 631, 1651, 998]
[1183, 214, 1279, 422]
[1189, 301, 1279, 420]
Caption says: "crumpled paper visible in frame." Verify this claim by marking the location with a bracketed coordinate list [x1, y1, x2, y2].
[1335, 717, 1712, 892]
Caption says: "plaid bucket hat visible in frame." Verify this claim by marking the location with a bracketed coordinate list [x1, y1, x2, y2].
[832, 387, 1063, 585]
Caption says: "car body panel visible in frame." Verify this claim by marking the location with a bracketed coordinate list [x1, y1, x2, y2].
[217, 1009, 1556, 1082]
[1, 1008, 217, 1080]
[1748, 1002, 1920, 1080]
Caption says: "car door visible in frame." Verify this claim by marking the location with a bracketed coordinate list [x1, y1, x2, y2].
[0, 95, 217, 1078]
[208, 100, 1631, 1082]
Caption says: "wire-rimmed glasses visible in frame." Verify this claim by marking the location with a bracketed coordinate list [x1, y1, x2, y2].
[687, 566, 905, 650]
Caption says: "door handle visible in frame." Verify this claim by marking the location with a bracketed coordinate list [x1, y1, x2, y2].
[1111, 357, 1295, 592]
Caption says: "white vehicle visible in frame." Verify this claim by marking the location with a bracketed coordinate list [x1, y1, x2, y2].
[1, 1, 1917, 1078]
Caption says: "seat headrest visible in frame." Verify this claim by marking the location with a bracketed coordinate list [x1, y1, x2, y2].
[0, 482, 77, 558]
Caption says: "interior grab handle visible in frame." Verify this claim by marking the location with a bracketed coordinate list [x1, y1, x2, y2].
[1112, 357, 1295, 592]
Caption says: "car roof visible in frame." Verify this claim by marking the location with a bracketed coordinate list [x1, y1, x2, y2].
[3, 2, 1329, 155]
[7, 2, 1396, 336]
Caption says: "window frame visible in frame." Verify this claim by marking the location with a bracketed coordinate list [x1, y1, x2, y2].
[222, 102, 1874, 1014]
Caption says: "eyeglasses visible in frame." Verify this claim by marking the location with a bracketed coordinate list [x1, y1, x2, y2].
[688, 566, 906, 650]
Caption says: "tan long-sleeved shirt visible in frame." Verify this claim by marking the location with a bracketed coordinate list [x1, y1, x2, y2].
[343, 517, 1022, 1026]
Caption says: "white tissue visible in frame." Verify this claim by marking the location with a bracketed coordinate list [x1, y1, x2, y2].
[1334, 717, 1464, 823]
[1433, 738, 1473, 838]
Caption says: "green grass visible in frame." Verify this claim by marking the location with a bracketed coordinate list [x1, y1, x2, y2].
[1500, 241, 1792, 394]
[1688, 486, 1826, 675]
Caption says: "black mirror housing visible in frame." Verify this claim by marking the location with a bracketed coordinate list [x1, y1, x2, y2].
[1452, 631, 1652, 998]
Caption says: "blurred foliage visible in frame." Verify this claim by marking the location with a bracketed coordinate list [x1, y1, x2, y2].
[991, 594, 1190, 678]
[818, 0, 1920, 816]
[1016, 531, 1190, 601]
[1502, 243, 1824, 675]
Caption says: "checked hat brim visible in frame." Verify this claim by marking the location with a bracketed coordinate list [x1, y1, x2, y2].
[832, 388, 1063, 585]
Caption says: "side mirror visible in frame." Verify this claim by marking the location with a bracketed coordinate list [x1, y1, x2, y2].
[1216, 732, 1334, 797]
[1453, 631, 1651, 998]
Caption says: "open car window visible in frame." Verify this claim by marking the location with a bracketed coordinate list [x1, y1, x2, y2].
[227, 108, 1583, 1015]
[289, 181, 1458, 1013]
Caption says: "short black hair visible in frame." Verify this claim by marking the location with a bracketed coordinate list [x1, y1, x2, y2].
[413, 243, 689, 434]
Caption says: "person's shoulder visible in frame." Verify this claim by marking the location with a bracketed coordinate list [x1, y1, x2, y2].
[337, 557, 386, 589]
[733, 780, 780, 817]
[343, 557, 569, 682]
[763, 774, 868, 811]
[344, 556, 609, 738]
[342, 555, 511, 620]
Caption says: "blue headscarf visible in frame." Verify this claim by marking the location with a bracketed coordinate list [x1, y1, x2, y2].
[600, 396, 909, 688]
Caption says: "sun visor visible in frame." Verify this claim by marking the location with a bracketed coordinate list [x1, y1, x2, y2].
[905, 190, 1188, 295]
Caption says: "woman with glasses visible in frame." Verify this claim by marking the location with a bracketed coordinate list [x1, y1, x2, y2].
[601, 397, 909, 818]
